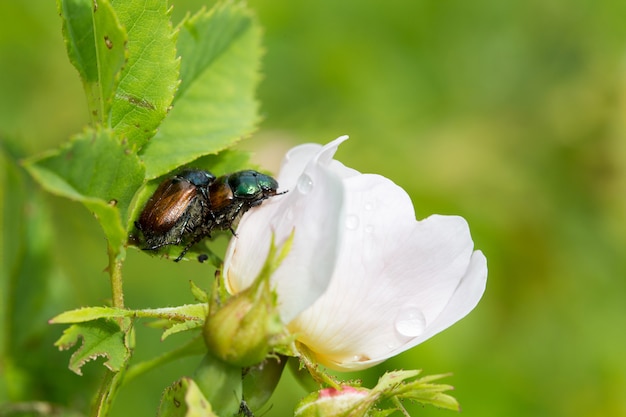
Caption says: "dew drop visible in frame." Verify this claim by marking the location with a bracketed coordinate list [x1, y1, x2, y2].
[351, 353, 370, 362]
[394, 306, 426, 338]
[364, 225, 374, 234]
[297, 173, 314, 194]
[364, 201, 374, 211]
[345, 214, 359, 230]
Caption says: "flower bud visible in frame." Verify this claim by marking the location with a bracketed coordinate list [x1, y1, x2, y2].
[294, 386, 372, 417]
[203, 275, 283, 367]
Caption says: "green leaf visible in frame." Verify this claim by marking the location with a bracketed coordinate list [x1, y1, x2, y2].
[57, 0, 127, 124]
[191, 149, 253, 177]
[373, 370, 421, 392]
[2, 144, 54, 348]
[1, 141, 84, 400]
[110, 0, 180, 148]
[293, 370, 460, 416]
[193, 353, 242, 417]
[140, 2, 262, 179]
[396, 384, 460, 411]
[50, 306, 128, 324]
[137, 304, 208, 321]
[23, 128, 144, 249]
[161, 320, 204, 340]
[50, 303, 208, 324]
[54, 319, 131, 375]
[375, 371, 461, 412]
[157, 377, 219, 417]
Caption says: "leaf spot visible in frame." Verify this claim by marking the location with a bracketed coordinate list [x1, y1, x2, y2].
[104, 36, 113, 50]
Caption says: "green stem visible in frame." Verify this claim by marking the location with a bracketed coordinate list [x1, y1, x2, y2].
[90, 245, 128, 417]
[391, 397, 411, 417]
[108, 246, 125, 309]
[124, 336, 206, 384]
[296, 343, 341, 389]
[90, 368, 126, 417]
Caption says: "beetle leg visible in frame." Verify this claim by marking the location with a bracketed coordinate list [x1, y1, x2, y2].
[142, 240, 171, 251]
[174, 246, 190, 263]
[174, 230, 208, 262]
[174, 234, 197, 262]
[174, 202, 213, 262]
[177, 213, 193, 243]
[201, 196, 216, 223]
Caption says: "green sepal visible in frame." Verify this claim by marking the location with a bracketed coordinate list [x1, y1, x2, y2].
[192, 353, 242, 417]
[189, 280, 209, 303]
[242, 357, 287, 412]
[203, 233, 292, 367]
[161, 321, 204, 341]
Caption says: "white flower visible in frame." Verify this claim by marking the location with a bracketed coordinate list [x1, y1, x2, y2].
[223, 136, 487, 371]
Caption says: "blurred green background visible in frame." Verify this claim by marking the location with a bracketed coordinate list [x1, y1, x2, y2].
[2, 1, 626, 416]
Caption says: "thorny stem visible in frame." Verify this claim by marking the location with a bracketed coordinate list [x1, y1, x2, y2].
[91, 246, 128, 417]
[297, 343, 341, 389]
[90, 368, 126, 417]
[108, 245, 125, 309]
[391, 397, 411, 417]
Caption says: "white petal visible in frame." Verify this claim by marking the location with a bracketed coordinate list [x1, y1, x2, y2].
[277, 144, 323, 190]
[288, 175, 484, 371]
[339, 250, 487, 370]
[224, 137, 351, 323]
[225, 136, 487, 372]
[223, 196, 282, 293]
[277, 135, 353, 189]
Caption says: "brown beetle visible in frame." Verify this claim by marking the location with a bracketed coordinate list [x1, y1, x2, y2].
[135, 169, 215, 261]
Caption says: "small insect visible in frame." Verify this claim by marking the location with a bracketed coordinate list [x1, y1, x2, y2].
[238, 400, 254, 417]
[135, 169, 215, 261]
[207, 170, 284, 234]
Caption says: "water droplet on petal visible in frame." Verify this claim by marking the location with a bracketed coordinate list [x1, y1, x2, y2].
[364, 225, 374, 234]
[350, 353, 370, 362]
[345, 214, 359, 230]
[364, 201, 374, 211]
[394, 306, 426, 338]
[297, 173, 313, 194]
